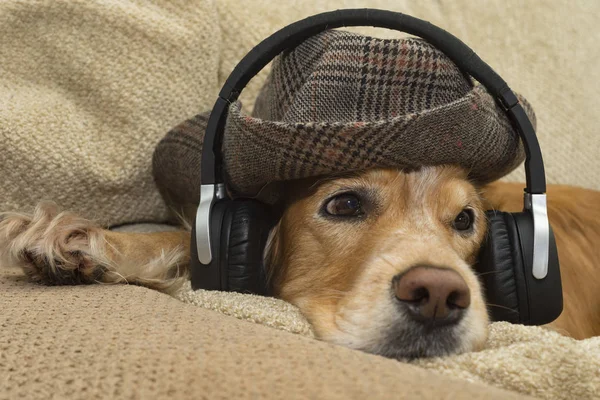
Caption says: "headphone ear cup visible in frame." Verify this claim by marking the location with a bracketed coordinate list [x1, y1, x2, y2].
[190, 200, 228, 291]
[221, 200, 277, 295]
[476, 211, 526, 323]
[477, 210, 563, 325]
[510, 211, 563, 325]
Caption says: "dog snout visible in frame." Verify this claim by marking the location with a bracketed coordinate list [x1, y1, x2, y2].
[393, 265, 471, 326]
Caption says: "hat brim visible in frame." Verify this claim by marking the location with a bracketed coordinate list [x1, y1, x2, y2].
[222, 85, 535, 198]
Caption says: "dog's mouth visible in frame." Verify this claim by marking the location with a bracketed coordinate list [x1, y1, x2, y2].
[322, 306, 476, 361]
[373, 324, 465, 360]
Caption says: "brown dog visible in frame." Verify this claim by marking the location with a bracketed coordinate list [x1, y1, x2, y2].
[1, 166, 598, 359]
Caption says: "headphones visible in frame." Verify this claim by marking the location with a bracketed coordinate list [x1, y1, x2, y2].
[190, 9, 563, 326]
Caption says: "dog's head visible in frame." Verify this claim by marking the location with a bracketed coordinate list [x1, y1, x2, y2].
[266, 166, 489, 359]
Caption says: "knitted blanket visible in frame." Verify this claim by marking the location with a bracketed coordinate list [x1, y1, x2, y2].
[176, 282, 600, 400]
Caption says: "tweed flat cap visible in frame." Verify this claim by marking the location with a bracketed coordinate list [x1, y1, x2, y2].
[154, 30, 534, 205]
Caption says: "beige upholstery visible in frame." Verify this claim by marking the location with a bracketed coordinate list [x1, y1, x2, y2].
[0, 268, 532, 400]
[1, 1, 598, 399]
[1, 0, 598, 227]
[177, 281, 600, 400]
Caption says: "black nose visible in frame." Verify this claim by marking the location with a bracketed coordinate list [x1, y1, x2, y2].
[393, 265, 471, 327]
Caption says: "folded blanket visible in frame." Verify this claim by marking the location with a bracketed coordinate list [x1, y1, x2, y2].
[0, 268, 534, 400]
[176, 282, 600, 400]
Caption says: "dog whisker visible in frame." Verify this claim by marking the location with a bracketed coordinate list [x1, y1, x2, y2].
[474, 270, 503, 277]
[485, 303, 518, 313]
[316, 289, 348, 301]
[380, 255, 397, 270]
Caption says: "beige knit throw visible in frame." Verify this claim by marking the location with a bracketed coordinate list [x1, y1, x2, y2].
[176, 282, 600, 400]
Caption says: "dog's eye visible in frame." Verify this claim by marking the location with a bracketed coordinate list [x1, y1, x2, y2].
[325, 194, 363, 217]
[452, 209, 474, 231]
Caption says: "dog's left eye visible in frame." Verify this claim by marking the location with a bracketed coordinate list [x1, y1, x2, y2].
[452, 209, 474, 231]
[324, 193, 363, 217]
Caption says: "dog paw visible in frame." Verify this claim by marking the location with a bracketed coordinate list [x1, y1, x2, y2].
[0, 202, 108, 285]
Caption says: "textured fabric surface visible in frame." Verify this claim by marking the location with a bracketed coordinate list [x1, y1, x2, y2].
[153, 112, 210, 218]
[154, 92, 531, 204]
[0, 0, 220, 226]
[222, 31, 533, 197]
[2, 1, 599, 400]
[176, 282, 600, 400]
[2, 0, 598, 226]
[0, 268, 532, 400]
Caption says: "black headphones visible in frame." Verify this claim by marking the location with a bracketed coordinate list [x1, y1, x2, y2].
[189, 9, 562, 326]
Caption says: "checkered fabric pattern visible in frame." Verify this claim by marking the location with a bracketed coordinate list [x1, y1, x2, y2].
[154, 30, 535, 202]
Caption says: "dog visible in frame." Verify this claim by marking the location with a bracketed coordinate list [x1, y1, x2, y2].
[1, 165, 599, 359]
[2, 29, 598, 359]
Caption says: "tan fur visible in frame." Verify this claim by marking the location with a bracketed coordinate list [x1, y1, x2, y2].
[1, 167, 598, 355]
[0, 203, 189, 295]
[266, 167, 489, 356]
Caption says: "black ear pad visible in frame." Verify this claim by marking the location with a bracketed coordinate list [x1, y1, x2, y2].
[476, 211, 563, 325]
[191, 199, 277, 295]
[220, 200, 277, 295]
[511, 211, 563, 325]
[476, 211, 526, 323]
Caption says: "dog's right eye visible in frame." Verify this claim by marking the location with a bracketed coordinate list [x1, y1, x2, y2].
[324, 193, 363, 217]
[452, 209, 474, 232]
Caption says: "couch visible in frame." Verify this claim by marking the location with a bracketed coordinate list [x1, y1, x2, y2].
[1, 1, 598, 399]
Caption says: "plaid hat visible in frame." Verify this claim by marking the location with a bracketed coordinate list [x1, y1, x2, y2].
[153, 30, 534, 205]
